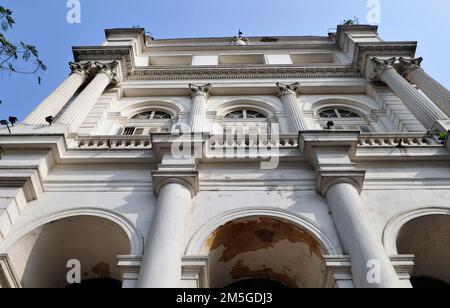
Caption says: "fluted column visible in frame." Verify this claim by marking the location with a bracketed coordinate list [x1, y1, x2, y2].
[324, 180, 401, 288]
[137, 182, 193, 288]
[371, 57, 446, 130]
[399, 57, 450, 117]
[189, 83, 212, 133]
[58, 61, 118, 131]
[276, 82, 308, 132]
[24, 62, 91, 125]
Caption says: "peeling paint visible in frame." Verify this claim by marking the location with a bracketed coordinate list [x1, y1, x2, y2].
[231, 260, 299, 288]
[92, 262, 111, 278]
[206, 217, 324, 263]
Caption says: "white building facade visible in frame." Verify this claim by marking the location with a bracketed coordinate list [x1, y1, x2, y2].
[1, 25, 450, 288]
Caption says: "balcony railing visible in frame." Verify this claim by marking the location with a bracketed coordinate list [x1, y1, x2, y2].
[67, 132, 443, 150]
[358, 133, 442, 147]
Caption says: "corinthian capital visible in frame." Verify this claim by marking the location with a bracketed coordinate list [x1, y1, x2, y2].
[69, 62, 92, 77]
[95, 61, 119, 81]
[276, 82, 300, 96]
[189, 83, 212, 98]
[398, 57, 423, 79]
[370, 57, 397, 81]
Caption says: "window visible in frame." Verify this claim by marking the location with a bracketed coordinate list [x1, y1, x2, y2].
[123, 127, 136, 136]
[317, 108, 372, 133]
[131, 111, 171, 120]
[319, 109, 360, 119]
[121, 110, 173, 135]
[225, 110, 266, 120]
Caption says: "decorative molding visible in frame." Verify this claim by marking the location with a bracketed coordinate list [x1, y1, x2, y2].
[0, 168, 43, 202]
[323, 254, 415, 288]
[317, 170, 366, 196]
[397, 57, 423, 80]
[383, 207, 450, 255]
[181, 256, 209, 288]
[72, 46, 133, 79]
[128, 65, 360, 81]
[0, 254, 22, 288]
[276, 82, 300, 96]
[189, 83, 213, 98]
[370, 57, 397, 81]
[69, 61, 92, 78]
[152, 170, 199, 197]
[117, 255, 142, 288]
[95, 61, 120, 83]
[185, 207, 342, 256]
[0, 208, 144, 256]
[353, 42, 417, 76]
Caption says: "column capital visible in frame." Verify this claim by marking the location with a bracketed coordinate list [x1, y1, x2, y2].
[370, 57, 397, 81]
[95, 61, 120, 82]
[398, 57, 423, 79]
[189, 83, 212, 98]
[316, 170, 366, 196]
[152, 170, 199, 197]
[276, 82, 300, 96]
[69, 61, 92, 78]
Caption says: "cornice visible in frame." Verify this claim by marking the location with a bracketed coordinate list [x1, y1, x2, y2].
[353, 42, 417, 75]
[72, 46, 133, 79]
[128, 65, 360, 81]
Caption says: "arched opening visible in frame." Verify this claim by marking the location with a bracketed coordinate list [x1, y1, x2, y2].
[6, 216, 131, 288]
[202, 216, 327, 288]
[397, 215, 450, 289]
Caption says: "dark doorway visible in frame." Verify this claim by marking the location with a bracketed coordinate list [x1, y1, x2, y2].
[66, 278, 122, 289]
[226, 279, 289, 289]
[411, 277, 450, 289]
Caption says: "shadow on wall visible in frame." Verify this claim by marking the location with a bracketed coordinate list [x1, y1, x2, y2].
[6, 216, 131, 288]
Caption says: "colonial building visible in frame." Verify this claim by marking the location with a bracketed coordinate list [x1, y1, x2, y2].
[1, 25, 450, 288]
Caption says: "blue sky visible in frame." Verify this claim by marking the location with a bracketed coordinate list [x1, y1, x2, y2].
[1, 0, 450, 120]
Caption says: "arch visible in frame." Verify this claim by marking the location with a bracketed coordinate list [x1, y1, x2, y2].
[310, 97, 377, 117]
[117, 99, 186, 120]
[213, 99, 281, 120]
[0, 208, 144, 256]
[188, 209, 340, 288]
[186, 208, 341, 256]
[383, 207, 450, 255]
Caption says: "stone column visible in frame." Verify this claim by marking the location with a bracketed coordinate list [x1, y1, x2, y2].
[371, 57, 446, 130]
[137, 176, 196, 288]
[58, 61, 118, 131]
[23, 62, 91, 125]
[276, 82, 308, 132]
[189, 84, 212, 133]
[399, 57, 450, 117]
[321, 174, 401, 288]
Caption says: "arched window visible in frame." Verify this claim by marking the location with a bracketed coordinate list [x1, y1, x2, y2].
[122, 110, 173, 135]
[220, 109, 270, 135]
[131, 111, 171, 120]
[319, 109, 360, 119]
[225, 110, 266, 120]
[317, 107, 372, 133]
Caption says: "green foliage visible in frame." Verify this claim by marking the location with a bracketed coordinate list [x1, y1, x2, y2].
[439, 132, 447, 141]
[0, 5, 46, 84]
[341, 17, 359, 26]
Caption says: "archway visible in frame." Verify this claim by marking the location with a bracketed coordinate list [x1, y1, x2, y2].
[6, 215, 131, 288]
[397, 214, 450, 288]
[201, 216, 328, 288]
